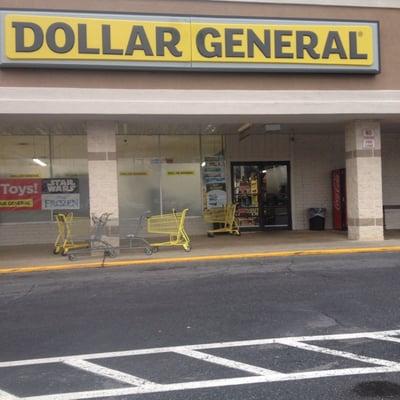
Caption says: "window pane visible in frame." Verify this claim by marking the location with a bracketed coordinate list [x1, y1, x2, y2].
[0, 135, 51, 223]
[161, 163, 202, 216]
[201, 135, 224, 158]
[51, 135, 89, 218]
[160, 136, 201, 215]
[117, 135, 161, 221]
[160, 135, 200, 163]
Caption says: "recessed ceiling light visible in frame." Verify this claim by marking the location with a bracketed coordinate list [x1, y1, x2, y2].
[32, 158, 47, 167]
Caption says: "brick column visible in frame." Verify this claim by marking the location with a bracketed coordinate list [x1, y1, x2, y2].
[345, 120, 384, 241]
[87, 121, 119, 247]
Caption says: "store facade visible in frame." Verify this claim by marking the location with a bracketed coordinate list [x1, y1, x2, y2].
[0, 0, 400, 247]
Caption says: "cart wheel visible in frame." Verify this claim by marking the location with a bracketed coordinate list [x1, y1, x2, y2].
[183, 244, 192, 252]
[53, 247, 61, 255]
[207, 232, 214, 238]
[152, 247, 159, 253]
[234, 231, 241, 236]
[61, 249, 68, 256]
[68, 254, 76, 261]
[105, 249, 117, 258]
[144, 247, 153, 256]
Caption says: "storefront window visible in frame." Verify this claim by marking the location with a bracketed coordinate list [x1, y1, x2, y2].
[0, 133, 89, 223]
[201, 135, 224, 159]
[51, 135, 89, 218]
[117, 134, 224, 220]
[160, 135, 201, 215]
[117, 135, 161, 219]
[0, 135, 50, 223]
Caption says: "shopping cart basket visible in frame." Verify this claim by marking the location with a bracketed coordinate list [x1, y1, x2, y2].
[67, 212, 117, 261]
[203, 204, 240, 237]
[53, 213, 89, 256]
[120, 212, 154, 255]
[147, 208, 191, 252]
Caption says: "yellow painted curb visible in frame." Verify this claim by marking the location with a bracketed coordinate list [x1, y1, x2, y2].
[1, 245, 400, 275]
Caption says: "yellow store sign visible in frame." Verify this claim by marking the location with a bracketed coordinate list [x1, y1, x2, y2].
[0, 11, 380, 73]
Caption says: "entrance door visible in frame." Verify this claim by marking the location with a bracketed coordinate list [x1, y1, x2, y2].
[231, 162, 291, 229]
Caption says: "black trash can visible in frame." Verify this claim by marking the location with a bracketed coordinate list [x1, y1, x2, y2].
[308, 208, 327, 231]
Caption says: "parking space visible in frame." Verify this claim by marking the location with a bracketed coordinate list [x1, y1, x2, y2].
[1, 329, 400, 400]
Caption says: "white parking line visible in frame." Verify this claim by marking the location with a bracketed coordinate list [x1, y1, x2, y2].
[2, 328, 400, 400]
[63, 360, 155, 387]
[174, 348, 284, 377]
[1, 328, 400, 369]
[17, 366, 400, 400]
[0, 389, 19, 400]
[277, 339, 400, 367]
[370, 334, 400, 344]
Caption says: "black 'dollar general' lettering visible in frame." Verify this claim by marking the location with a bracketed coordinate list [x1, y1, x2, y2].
[78, 24, 99, 54]
[296, 31, 319, 59]
[102, 25, 124, 55]
[13, 22, 44, 52]
[125, 26, 154, 56]
[196, 28, 222, 58]
[275, 30, 294, 59]
[349, 31, 368, 60]
[225, 28, 245, 58]
[46, 22, 75, 53]
[322, 31, 347, 59]
[156, 27, 182, 57]
[247, 29, 271, 58]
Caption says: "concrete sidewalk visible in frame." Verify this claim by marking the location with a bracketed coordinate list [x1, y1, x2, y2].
[1, 230, 400, 274]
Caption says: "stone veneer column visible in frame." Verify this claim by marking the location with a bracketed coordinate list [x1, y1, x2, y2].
[345, 120, 384, 241]
[87, 121, 119, 247]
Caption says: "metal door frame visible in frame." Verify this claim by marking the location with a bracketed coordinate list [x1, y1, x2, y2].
[231, 161, 292, 231]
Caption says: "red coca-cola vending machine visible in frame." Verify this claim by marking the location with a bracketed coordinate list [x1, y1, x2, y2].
[332, 169, 347, 230]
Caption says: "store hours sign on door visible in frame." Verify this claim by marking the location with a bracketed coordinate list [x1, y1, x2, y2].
[41, 178, 80, 210]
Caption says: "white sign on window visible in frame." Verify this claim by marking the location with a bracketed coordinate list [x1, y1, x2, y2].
[42, 194, 80, 210]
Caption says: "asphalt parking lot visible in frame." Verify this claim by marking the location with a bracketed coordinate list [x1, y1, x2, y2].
[1, 252, 400, 399]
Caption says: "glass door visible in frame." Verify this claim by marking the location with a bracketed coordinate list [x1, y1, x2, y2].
[232, 162, 291, 229]
[232, 164, 261, 228]
[260, 163, 290, 229]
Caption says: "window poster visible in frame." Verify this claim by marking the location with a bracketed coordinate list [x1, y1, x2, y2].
[202, 156, 227, 209]
[41, 178, 80, 210]
[0, 178, 80, 211]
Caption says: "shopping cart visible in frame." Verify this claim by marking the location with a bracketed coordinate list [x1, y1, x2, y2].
[120, 212, 154, 255]
[203, 204, 240, 237]
[67, 213, 117, 261]
[53, 213, 89, 256]
[147, 208, 191, 252]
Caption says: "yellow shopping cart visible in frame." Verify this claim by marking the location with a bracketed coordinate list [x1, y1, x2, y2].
[53, 213, 89, 256]
[203, 204, 240, 237]
[147, 209, 191, 252]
